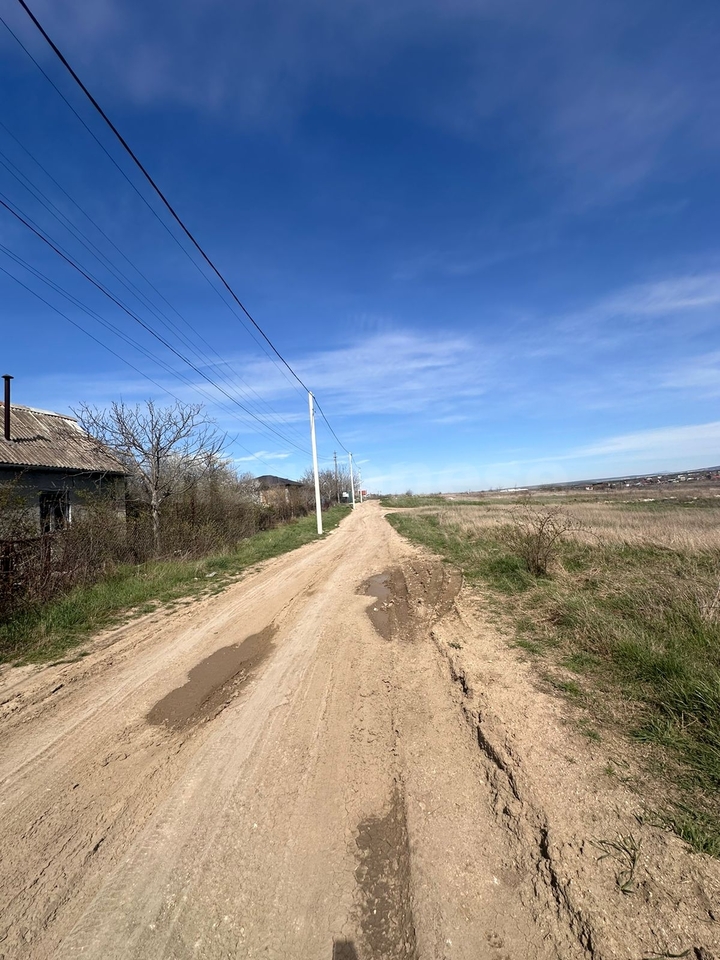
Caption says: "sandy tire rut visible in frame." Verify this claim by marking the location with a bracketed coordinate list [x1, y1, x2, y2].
[0, 502, 718, 959]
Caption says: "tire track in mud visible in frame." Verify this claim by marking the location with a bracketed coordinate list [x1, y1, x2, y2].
[146, 623, 278, 730]
[353, 784, 418, 960]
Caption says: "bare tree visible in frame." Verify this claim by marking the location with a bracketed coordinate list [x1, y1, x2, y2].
[302, 464, 359, 507]
[75, 400, 225, 552]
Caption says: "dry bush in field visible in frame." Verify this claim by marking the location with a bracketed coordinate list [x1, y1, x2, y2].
[502, 502, 579, 576]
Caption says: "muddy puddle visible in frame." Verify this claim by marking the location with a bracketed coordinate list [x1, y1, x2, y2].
[353, 785, 418, 959]
[362, 568, 411, 641]
[147, 624, 277, 730]
[362, 561, 461, 642]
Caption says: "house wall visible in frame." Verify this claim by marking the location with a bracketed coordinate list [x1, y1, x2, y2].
[258, 484, 310, 516]
[0, 467, 126, 533]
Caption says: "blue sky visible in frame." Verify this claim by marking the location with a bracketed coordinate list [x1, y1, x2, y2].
[1, 0, 720, 492]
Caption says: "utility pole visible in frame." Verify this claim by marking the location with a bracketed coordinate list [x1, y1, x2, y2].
[333, 451, 339, 504]
[358, 467, 363, 504]
[349, 452, 356, 509]
[308, 392, 323, 535]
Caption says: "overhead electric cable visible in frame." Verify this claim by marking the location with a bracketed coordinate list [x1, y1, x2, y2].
[0, 12, 308, 405]
[0, 143, 312, 446]
[0, 253, 272, 469]
[0, 121, 315, 446]
[10, 0, 352, 450]
[313, 397, 350, 454]
[0, 262, 177, 398]
[0, 195, 313, 456]
[14, 0, 306, 384]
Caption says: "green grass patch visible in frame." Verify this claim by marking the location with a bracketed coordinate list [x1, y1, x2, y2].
[1, 506, 350, 665]
[515, 637, 545, 655]
[664, 805, 720, 858]
[546, 675, 584, 698]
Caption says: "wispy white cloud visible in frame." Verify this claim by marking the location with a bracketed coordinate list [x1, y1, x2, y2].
[239, 330, 496, 417]
[544, 59, 690, 203]
[544, 270, 720, 362]
[663, 351, 720, 397]
[575, 421, 720, 462]
[597, 274, 720, 318]
[368, 420, 720, 493]
[234, 450, 291, 462]
[432, 414, 471, 425]
[19, 0, 720, 204]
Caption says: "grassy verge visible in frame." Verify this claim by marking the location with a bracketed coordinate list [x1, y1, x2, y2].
[386, 507, 720, 857]
[1, 505, 350, 666]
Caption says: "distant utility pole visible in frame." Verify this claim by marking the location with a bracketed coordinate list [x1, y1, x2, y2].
[333, 451, 339, 504]
[358, 468, 364, 504]
[349, 452, 356, 509]
[308, 392, 323, 535]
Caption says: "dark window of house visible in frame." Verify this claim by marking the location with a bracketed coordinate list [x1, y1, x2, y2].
[39, 491, 69, 533]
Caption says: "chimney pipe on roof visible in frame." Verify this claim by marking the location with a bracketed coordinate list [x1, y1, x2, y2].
[3, 375, 12, 441]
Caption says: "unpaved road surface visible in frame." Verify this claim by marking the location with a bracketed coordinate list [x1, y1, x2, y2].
[1, 503, 719, 959]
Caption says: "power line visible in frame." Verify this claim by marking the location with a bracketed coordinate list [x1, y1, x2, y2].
[0, 11, 307, 406]
[0, 195, 313, 456]
[0, 246, 281, 467]
[0, 118, 315, 448]
[0, 136, 313, 448]
[14, 0, 306, 385]
[10, 0, 351, 452]
[0, 254, 280, 469]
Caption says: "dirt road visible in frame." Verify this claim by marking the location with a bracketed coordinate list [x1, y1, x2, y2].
[1, 503, 718, 959]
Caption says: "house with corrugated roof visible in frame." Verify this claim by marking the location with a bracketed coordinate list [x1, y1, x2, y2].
[0, 377, 126, 533]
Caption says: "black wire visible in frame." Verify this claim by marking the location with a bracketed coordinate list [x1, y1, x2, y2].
[14, 0, 305, 386]
[0, 257, 280, 469]
[313, 397, 350, 455]
[10, 0, 352, 452]
[0, 122, 315, 448]
[0, 247, 283, 468]
[0, 10, 306, 404]
[0, 195, 313, 456]
[0, 139, 313, 447]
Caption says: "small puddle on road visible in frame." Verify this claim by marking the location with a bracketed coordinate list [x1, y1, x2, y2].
[362, 569, 411, 641]
[146, 624, 277, 731]
[364, 572, 393, 639]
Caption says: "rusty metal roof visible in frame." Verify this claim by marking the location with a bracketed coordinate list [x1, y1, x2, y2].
[0, 404, 126, 474]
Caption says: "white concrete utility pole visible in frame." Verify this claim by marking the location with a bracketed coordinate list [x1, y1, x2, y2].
[308, 392, 323, 535]
[349, 452, 356, 509]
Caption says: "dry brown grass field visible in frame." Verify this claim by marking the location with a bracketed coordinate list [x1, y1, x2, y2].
[444, 491, 720, 550]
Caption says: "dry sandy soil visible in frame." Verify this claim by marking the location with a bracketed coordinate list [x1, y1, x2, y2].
[0, 502, 718, 959]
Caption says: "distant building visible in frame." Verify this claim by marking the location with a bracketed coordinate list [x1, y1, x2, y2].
[1, 379, 126, 533]
[255, 474, 307, 514]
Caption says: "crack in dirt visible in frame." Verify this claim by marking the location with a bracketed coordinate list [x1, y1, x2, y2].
[434, 633, 598, 959]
